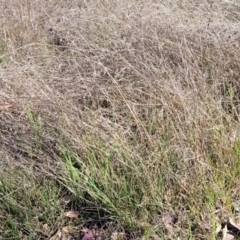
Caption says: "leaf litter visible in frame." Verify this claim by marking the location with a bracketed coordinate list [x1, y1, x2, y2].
[216, 217, 240, 240]
[64, 210, 79, 219]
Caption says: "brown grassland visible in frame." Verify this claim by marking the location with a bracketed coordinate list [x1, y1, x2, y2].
[0, 0, 240, 239]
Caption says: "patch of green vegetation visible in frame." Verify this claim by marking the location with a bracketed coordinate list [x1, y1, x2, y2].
[58, 133, 180, 235]
[26, 108, 43, 150]
[0, 42, 7, 64]
[0, 168, 62, 239]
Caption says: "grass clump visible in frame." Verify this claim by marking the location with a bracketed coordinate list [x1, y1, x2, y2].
[0, 0, 240, 239]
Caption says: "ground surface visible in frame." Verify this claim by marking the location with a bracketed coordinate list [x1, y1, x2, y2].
[0, 1, 240, 239]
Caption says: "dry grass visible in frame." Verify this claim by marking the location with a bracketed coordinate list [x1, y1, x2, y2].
[0, 0, 240, 239]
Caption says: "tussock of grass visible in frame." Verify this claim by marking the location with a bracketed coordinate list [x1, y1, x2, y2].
[0, 0, 240, 239]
